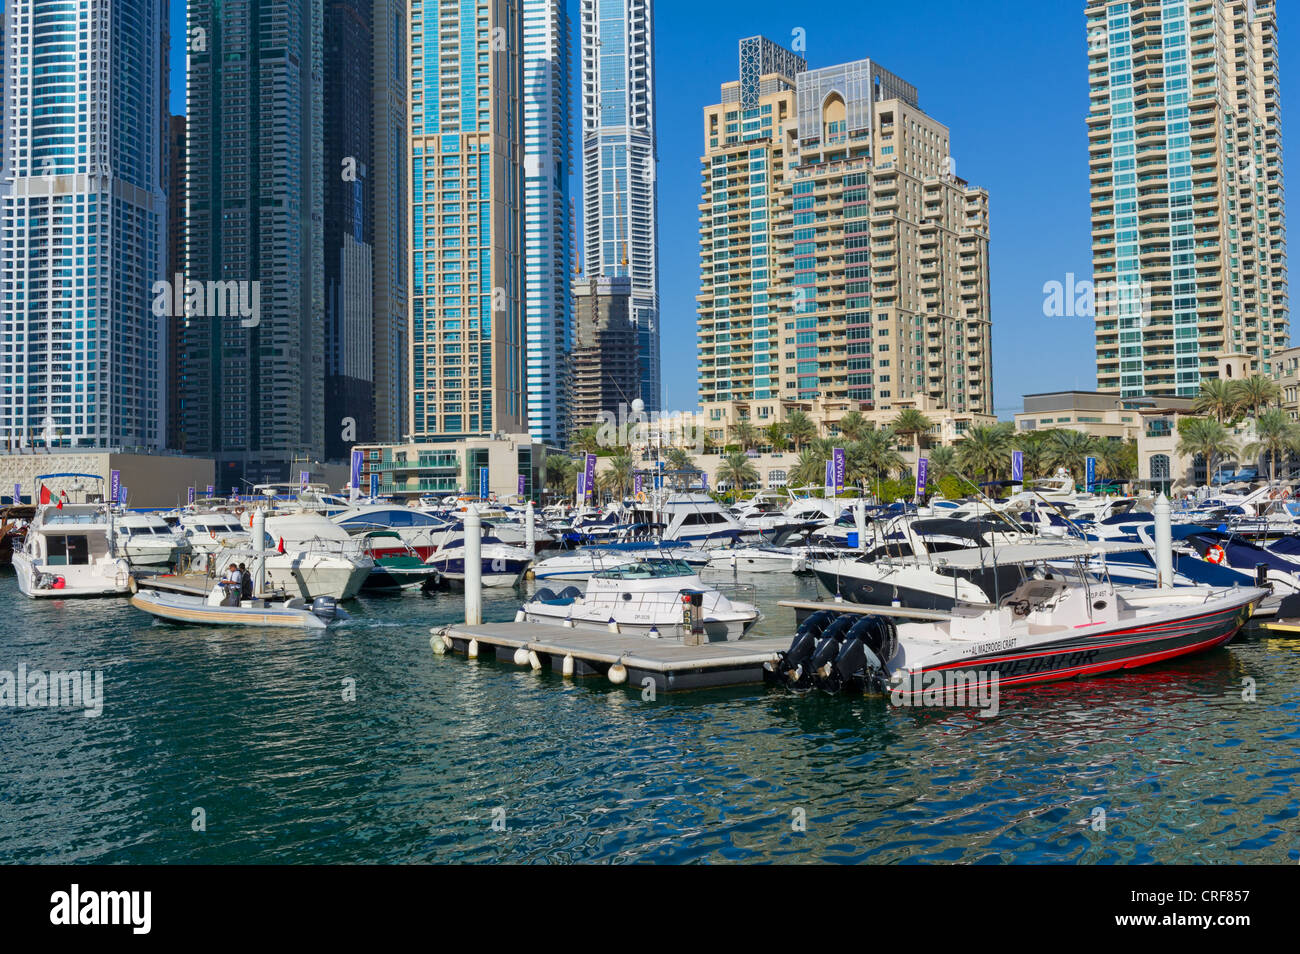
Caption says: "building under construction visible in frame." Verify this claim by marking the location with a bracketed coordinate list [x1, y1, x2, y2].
[571, 276, 640, 431]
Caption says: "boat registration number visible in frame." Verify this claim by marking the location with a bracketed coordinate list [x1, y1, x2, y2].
[964, 638, 1016, 656]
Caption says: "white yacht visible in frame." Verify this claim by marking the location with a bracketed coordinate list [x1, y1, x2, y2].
[12, 503, 132, 598]
[111, 512, 190, 567]
[210, 511, 373, 600]
[520, 560, 760, 640]
[177, 510, 253, 569]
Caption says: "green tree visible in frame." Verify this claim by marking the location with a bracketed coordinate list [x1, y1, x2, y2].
[853, 429, 905, 495]
[1192, 377, 1241, 424]
[956, 423, 1014, 483]
[1233, 374, 1281, 419]
[716, 451, 760, 501]
[1096, 438, 1138, 482]
[1176, 416, 1239, 485]
[784, 410, 817, 451]
[765, 422, 789, 452]
[731, 420, 758, 451]
[890, 408, 935, 461]
[1243, 408, 1299, 483]
[836, 410, 869, 443]
[1044, 429, 1100, 480]
[666, 447, 696, 472]
[603, 451, 635, 499]
[926, 445, 957, 480]
[569, 423, 602, 456]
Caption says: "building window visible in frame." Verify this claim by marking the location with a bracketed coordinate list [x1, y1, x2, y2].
[1150, 454, 1170, 482]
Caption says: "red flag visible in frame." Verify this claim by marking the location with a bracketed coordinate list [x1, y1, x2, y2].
[39, 485, 50, 505]
[277, 537, 285, 554]
[56, 496, 63, 510]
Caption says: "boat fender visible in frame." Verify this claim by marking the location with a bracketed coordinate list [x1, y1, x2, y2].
[430, 631, 448, 655]
[607, 617, 619, 634]
[528, 650, 542, 671]
[513, 647, 530, 665]
[562, 655, 575, 677]
[608, 661, 628, 685]
[467, 639, 479, 659]
[515, 610, 526, 623]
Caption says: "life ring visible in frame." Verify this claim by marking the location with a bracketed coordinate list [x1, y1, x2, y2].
[210, 528, 217, 539]
[1206, 544, 1226, 565]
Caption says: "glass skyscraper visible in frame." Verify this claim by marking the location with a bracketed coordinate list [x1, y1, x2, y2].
[523, 0, 572, 446]
[580, 0, 660, 412]
[181, 0, 325, 483]
[408, 0, 525, 439]
[1088, 0, 1287, 397]
[1, 1, 169, 450]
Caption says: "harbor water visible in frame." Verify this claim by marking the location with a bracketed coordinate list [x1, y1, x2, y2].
[2, 570, 1298, 864]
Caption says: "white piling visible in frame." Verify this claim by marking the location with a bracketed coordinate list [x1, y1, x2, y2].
[854, 499, 867, 553]
[252, 508, 266, 597]
[1154, 493, 1173, 589]
[525, 500, 536, 551]
[464, 508, 483, 625]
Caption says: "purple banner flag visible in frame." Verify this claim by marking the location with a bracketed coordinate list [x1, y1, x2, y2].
[13, 483, 20, 504]
[350, 449, 363, 490]
[120, 486, 128, 505]
[833, 447, 845, 495]
[1011, 450, 1024, 483]
[584, 454, 597, 503]
[206, 484, 214, 497]
[634, 473, 643, 495]
[916, 457, 929, 499]
[518, 474, 526, 495]
[187, 486, 195, 505]
[110, 470, 121, 505]
[824, 460, 834, 495]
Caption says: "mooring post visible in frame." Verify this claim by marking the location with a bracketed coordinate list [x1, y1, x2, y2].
[1154, 493, 1173, 589]
[854, 498, 867, 553]
[252, 507, 266, 597]
[525, 499, 536, 551]
[464, 508, 483, 625]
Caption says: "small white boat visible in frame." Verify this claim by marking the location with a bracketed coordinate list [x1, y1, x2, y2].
[521, 559, 760, 640]
[129, 586, 349, 629]
[706, 545, 807, 574]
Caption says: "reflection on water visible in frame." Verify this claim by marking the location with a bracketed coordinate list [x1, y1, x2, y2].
[1, 570, 1297, 863]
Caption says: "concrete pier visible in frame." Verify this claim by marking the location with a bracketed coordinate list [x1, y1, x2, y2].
[434, 621, 789, 692]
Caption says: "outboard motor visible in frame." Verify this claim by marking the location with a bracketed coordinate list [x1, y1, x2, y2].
[820, 615, 898, 693]
[311, 596, 339, 621]
[775, 610, 837, 688]
[808, 614, 858, 686]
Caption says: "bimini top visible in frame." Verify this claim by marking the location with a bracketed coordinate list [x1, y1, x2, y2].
[928, 540, 1149, 569]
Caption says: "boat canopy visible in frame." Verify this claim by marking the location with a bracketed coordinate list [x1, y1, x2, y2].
[930, 540, 1149, 568]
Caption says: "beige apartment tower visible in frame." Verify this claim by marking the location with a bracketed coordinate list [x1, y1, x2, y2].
[696, 39, 992, 437]
[1088, 0, 1287, 397]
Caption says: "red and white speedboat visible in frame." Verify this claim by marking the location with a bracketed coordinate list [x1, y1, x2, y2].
[773, 541, 1265, 694]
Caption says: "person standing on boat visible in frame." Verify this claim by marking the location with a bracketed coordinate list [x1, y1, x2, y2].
[223, 564, 242, 606]
[239, 563, 252, 601]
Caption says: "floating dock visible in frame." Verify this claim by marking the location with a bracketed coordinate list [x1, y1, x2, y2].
[433, 621, 790, 692]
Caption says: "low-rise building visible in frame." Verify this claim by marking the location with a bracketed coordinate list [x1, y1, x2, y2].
[0, 450, 215, 508]
[351, 434, 553, 501]
[1014, 391, 1143, 441]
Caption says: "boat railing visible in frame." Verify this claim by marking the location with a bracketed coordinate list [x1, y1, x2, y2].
[707, 581, 757, 606]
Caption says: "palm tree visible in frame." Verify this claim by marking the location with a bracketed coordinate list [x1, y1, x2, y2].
[836, 410, 869, 443]
[1044, 429, 1100, 481]
[666, 447, 696, 472]
[716, 451, 759, 501]
[544, 455, 575, 495]
[784, 410, 817, 451]
[765, 422, 789, 452]
[1192, 378, 1241, 424]
[926, 445, 957, 479]
[1233, 374, 1281, 419]
[956, 423, 1014, 483]
[569, 423, 602, 455]
[1014, 434, 1050, 481]
[1243, 408, 1299, 482]
[854, 429, 905, 495]
[604, 451, 635, 499]
[790, 448, 828, 489]
[890, 408, 935, 462]
[731, 420, 758, 451]
[1176, 417, 1238, 485]
[1096, 438, 1138, 482]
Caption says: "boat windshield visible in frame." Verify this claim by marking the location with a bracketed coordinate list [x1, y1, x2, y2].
[593, 560, 695, 580]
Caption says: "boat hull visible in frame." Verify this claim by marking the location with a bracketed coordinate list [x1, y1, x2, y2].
[129, 591, 332, 629]
[894, 599, 1255, 693]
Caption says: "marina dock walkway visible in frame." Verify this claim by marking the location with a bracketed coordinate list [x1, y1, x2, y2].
[436, 621, 789, 691]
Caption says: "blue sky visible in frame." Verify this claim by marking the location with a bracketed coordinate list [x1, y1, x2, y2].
[168, 0, 1299, 418]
